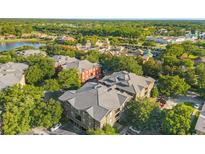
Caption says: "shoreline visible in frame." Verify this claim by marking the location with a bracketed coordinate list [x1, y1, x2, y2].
[0, 38, 46, 43]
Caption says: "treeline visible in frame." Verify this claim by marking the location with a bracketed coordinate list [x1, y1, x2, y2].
[1, 19, 205, 39]
[0, 24, 33, 36]
[75, 26, 154, 38]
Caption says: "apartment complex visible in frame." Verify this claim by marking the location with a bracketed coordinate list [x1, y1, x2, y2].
[0, 62, 28, 90]
[59, 82, 131, 130]
[59, 71, 155, 130]
[53, 55, 102, 83]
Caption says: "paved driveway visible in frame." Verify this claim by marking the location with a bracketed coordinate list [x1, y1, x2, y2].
[165, 91, 204, 109]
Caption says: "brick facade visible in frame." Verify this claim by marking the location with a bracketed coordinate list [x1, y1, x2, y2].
[53, 55, 102, 83]
[81, 67, 101, 83]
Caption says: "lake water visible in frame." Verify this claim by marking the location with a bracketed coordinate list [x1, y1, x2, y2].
[0, 42, 43, 51]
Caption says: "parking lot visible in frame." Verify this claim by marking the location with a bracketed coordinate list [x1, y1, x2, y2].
[49, 128, 77, 135]
[29, 122, 85, 135]
[49, 122, 85, 135]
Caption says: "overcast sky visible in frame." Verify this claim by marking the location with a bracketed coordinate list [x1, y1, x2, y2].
[0, 0, 205, 19]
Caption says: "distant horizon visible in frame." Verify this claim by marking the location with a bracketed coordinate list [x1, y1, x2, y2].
[1, 18, 205, 21]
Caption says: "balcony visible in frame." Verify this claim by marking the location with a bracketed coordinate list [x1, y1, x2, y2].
[115, 113, 120, 120]
[115, 108, 121, 114]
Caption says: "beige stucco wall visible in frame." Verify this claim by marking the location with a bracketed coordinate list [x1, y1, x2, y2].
[19, 75, 26, 86]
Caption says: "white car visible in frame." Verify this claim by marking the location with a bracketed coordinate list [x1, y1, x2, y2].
[50, 123, 62, 132]
[194, 104, 200, 109]
[127, 126, 141, 135]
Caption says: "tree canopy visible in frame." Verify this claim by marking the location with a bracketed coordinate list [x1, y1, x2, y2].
[43, 79, 61, 92]
[123, 98, 161, 131]
[58, 69, 81, 90]
[0, 85, 63, 135]
[25, 56, 55, 85]
[163, 44, 185, 57]
[83, 50, 100, 63]
[101, 55, 143, 75]
[195, 63, 205, 89]
[151, 86, 159, 98]
[162, 104, 194, 135]
[87, 124, 117, 135]
[142, 58, 161, 78]
[158, 75, 190, 97]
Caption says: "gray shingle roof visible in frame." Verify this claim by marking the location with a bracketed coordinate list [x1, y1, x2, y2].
[53, 55, 100, 72]
[59, 82, 131, 122]
[99, 71, 155, 95]
[195, 103, 205, 134]
[0, 62, 28, 90]
[17, 49, 47, 57]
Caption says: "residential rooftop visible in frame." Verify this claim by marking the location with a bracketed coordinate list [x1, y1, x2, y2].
[17, 49, 47, 57]
[99, 71, 155, 96]
[0, 62, 28, 90]
[59, 82, 131, 122]
[53, 55, 100, 72]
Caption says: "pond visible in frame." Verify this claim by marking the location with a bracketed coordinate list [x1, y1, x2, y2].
[0, 42, 43, 51]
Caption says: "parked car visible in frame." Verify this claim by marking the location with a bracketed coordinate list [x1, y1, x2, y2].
[157, 97, 167, 108]
[160, 103, 165, 108]
[194, 104, 200, 109]
[127, 126, 141, 135]
[157, 97, 167, 104]
[50, 123, 62, 132]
